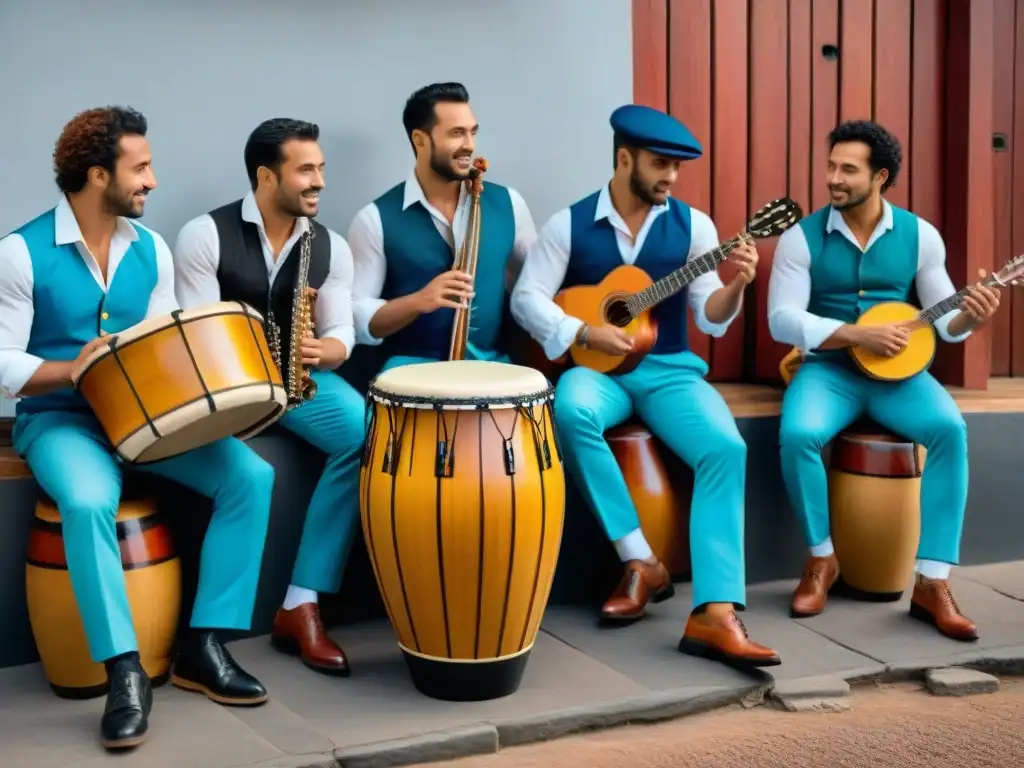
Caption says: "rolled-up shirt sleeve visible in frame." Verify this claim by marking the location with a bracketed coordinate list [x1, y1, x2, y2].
[0, 234, 44, 398]
[767, 226, 844, 351]
[347, 203, 388, 347]
[316, 231, 357, 356]
[509, 209, 583, 360]
[687, 209, 736, 337]
[915, 218, 971, 344]
[145, 228, 181, 318]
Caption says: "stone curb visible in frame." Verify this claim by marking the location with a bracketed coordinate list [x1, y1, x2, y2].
[246, 755, 340, 768]
[924, 666, 1001, 696]
[334, 724, 498, 768]
[881, 644, 1024, 682]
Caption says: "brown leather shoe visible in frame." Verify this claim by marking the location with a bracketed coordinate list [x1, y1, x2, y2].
[909, 575, 978, 642]
[790, 554, 840, 618]
[678, 609, 781, 668]
[270, 604, 351, 676]
[600, 559, 674, 621]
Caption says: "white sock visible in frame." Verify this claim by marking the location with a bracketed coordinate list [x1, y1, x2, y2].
[613, 528, 654, 562]
[810, 536, 834, 558]
[283, 585, 318, 610]
[915, 560, 952, 580]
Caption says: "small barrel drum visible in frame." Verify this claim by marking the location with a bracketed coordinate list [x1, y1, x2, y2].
[361, 360, 566, 701]
[25, 496, 181, 699]
[606, 423, 691, 578]
[72, 301, 288, 464]
[828, 421, 925, 601]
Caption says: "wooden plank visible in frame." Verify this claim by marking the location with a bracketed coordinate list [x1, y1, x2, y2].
[1012, 0, 1024, 374]
[910, 0, 945, 231]
[748, 0, 791, 381]
[993, 0, 1017, 375]
[667, 0, 712, 365]
[811, 0, 840, 211]
[872, 0, 912, 209]
[838, 0, 875, 121]
[788, 0, 813, 218]
[937, 0, 996, 388]
[632, 0, 668, 110]
[708, 0, 749, 381]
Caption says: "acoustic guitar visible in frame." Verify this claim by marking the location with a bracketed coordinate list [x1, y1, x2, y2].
[544, 197, 803, 376]
[778, 254, 1024, 384]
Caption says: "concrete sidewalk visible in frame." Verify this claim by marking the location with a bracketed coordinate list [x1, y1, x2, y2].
[3, 561, 1024, 768]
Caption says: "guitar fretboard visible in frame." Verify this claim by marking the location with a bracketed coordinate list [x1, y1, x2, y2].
[625, 237, 741, 317]
[918, 277, 1000, 325]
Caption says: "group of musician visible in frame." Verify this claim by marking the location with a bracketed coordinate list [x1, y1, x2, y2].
[0, 81, 1003, 751]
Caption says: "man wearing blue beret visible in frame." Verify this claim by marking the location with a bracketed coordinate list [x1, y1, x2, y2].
[511, 104, 780, 669]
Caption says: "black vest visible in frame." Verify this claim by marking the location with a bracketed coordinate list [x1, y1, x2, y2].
[208, 199, 331, 381]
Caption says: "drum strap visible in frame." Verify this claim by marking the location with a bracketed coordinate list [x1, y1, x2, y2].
[519, 405, 553, 471]
[484, 408, 519, 476]
[106, 337, 161, 441]
[171, 309, 217, 414]
[434, 406, 461, 479]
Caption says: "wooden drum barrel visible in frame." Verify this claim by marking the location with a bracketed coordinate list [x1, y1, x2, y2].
[606, 423, 691, 578]
[828, 421, 925, 601]
[25, 496, 181, 699]
[361, 361, 565, 701]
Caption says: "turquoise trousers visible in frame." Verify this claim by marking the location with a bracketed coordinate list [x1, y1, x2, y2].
[277, 370, 366, 594]
[779, 358, 968, 564]
[552, 351, 747, 610]
[15, 410, 274, 664]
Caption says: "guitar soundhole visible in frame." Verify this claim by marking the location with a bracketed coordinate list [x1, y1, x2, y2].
[605, 298, 633, 328]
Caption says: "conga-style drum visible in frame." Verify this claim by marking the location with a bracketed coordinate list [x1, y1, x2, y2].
[828, 421, 925, 601]
[606, 423, 691, 578]
[25, 496, 181, 699]
[361, 360, 565, 701]
[72, 301, 288, 464]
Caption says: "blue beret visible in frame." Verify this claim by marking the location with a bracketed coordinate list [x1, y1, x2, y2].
[610, 104, 703, 160]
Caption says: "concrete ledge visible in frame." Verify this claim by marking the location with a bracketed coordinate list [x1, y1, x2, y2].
[925, 667, 1001, 696]
[883, 644, 1024, 682]
[249, 755, 339, 768]
[334, 724, 498, 768]
[769, 675, 851, 713]
[492, 684, 765, 748]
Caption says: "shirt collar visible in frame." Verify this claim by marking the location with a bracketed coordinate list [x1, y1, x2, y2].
[53, 194, 139, 247]
[402, 168, 468, 211]
[826, 199, 894, 234]
[593, 182, 669, 224]
[240, 190, 310, 237]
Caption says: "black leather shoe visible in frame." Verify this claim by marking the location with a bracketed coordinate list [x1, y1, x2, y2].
[101, 662, 152, 750]
[171, 631, 268, 706]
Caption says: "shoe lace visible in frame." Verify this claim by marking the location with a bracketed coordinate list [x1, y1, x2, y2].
[728, 612, 750, 638]
[937, 582, 963, 616]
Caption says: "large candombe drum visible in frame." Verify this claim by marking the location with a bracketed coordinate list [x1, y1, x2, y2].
[828, 421, 925, 601]
[25, 496, 181, 698]
[72, 301, 288, 464]
[361, 360, 566, 701]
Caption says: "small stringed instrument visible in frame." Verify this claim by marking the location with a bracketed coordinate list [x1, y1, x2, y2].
[779, 254, 1024, 384]
[545, 197, 803, 376]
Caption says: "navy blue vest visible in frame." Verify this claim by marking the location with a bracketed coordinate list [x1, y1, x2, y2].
[564, 190, 693, 355]
[375, 181, 515, 360]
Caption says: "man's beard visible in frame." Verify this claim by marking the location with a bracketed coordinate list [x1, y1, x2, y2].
[430, 141, 471, 182]
[830, 186, 870, 211]
[276, 187, 319, 218]
[629, 168, 667, 206]
[103, 185, 145, 218]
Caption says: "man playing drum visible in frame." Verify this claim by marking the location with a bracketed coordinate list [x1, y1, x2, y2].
[174, 118, 363, 677]
[768, 120, 1000, 639]
[511, 104, 780, 670]
[0, 107, 273, 751]
[348, 82, 537, 373]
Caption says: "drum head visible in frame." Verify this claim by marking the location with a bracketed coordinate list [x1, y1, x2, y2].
[369, 360, 552, 408]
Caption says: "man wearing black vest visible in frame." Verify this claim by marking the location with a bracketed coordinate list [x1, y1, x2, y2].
[173, 118, 362, 677]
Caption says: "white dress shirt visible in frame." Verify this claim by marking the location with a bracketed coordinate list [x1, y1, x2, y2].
[509, 185, 738, 361]
[0, 196, 178, 399]
[347, 169, 537, 346]
[767, 202, 970, 353]
[173, 191, 356, 356]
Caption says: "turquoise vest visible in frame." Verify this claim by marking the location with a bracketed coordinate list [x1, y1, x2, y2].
[375, 181, 515, 361]
[12, 208, 158, 427]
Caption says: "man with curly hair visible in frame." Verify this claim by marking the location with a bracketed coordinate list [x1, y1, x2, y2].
[768, 119, 1002, 640]
[0, 106, 274, 751]
[174, 118, 362, 677]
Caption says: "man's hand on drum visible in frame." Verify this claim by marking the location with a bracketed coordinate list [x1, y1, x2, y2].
[415, 270, 474, 313]
[69, 336, 114, 381]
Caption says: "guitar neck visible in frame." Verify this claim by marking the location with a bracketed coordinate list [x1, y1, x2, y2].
[918, 276, 1000, 325]
[626, 237, 741, 317]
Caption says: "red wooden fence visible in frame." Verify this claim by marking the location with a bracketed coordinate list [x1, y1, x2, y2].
[633, 0, 997, 388]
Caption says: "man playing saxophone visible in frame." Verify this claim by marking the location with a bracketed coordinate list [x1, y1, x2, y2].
[173, 118, 364, 677]
[348, 82, 537, 372]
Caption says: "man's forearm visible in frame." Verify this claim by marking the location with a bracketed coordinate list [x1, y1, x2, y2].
[318, 338, 349, 369]
[815, 324, 863, 350]
[704, 281, 745, 324]
[18, 360, 75, 397]
[367, 293, 424, 340]
[946, 312, 978, 339]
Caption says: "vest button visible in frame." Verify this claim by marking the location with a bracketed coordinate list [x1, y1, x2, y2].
[101, 311, 110, 320]
[858, 290, 866, 297]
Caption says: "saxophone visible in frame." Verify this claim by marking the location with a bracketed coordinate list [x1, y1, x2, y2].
[267, 225, 318, 408]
